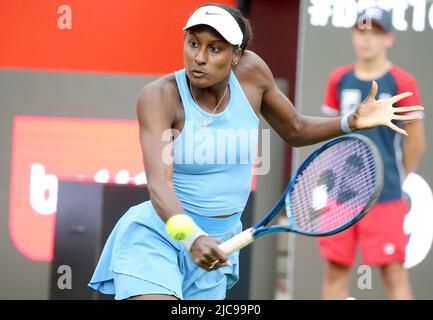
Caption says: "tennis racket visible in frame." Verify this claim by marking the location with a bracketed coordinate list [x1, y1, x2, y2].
[219, 134, 384, 255]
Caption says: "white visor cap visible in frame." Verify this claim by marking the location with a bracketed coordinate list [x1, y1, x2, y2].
[183, 6, 243, 47]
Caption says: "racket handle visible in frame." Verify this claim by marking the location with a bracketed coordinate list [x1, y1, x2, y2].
[219, 228, 255, 255]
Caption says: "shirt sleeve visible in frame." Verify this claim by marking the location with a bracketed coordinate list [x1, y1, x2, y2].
[321, 71, 340, 117]
[391, 67, 424, 117]
[321, 65, 352, 117]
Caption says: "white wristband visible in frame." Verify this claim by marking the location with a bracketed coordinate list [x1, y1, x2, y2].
[341, 113, 352, 133]
[180, 223, 208, 253]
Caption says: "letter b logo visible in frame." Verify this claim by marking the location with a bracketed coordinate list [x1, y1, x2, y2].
[30, 163, 58, 215]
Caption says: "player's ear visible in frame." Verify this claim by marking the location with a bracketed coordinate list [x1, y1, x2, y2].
[232, 46, 242, 66]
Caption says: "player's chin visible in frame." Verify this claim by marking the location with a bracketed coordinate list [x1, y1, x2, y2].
[189, 76, 213, 89]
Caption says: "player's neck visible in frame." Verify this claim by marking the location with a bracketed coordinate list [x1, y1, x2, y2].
[354, 55, 392, 81]
[188, 72, 229, 95]
[189, 77, 230, 109]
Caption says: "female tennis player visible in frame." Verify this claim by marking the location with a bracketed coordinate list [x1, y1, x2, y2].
[88, 4, 423, 300]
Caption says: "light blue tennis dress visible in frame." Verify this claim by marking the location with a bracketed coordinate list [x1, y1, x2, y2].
[88, 69, 259, 300]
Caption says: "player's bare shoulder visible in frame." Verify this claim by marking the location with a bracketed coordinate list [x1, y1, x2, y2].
[234, 50, 274, 92]
[136, 73, 180, 124]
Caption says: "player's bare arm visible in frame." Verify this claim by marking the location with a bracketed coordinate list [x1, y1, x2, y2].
[236, 51, 424, 146]
[136, 76, 185, 223]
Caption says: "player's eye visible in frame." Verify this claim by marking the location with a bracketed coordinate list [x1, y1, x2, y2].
[209, 46, 220, 53]
[189, 40, 199, 48]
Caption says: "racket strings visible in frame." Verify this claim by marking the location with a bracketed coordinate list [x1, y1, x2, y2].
[300, 144, 375, 231]
[288, 140, 378, 234]
[296, 150, 374, 230]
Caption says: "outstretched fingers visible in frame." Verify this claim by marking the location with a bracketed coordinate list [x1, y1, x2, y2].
[387, 121, 408, 136]
[393, 105, 424, 114]
[390, 92, 414, 104]
[393, 113, 423, 122]
[367, 80, 378, 100]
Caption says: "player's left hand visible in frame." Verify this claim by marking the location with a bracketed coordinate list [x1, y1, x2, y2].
[349, 81, 424, 135]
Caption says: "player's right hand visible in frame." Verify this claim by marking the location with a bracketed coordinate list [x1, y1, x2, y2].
[190, 235, 233, 272]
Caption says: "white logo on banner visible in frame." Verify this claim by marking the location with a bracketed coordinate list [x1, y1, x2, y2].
[29, 163, 147, 216]
[308, 0, 433, 32]
[30, 163, 58, 215]
[403, 173, 433, 269]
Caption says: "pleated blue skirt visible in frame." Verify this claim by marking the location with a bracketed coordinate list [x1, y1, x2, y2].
[88, 200, 242, 300]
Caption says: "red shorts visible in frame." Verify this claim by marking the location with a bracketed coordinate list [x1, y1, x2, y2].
[318, 199, 409, 266]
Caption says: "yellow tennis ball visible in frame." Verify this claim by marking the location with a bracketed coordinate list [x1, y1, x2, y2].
[166, 215, 195, 240]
